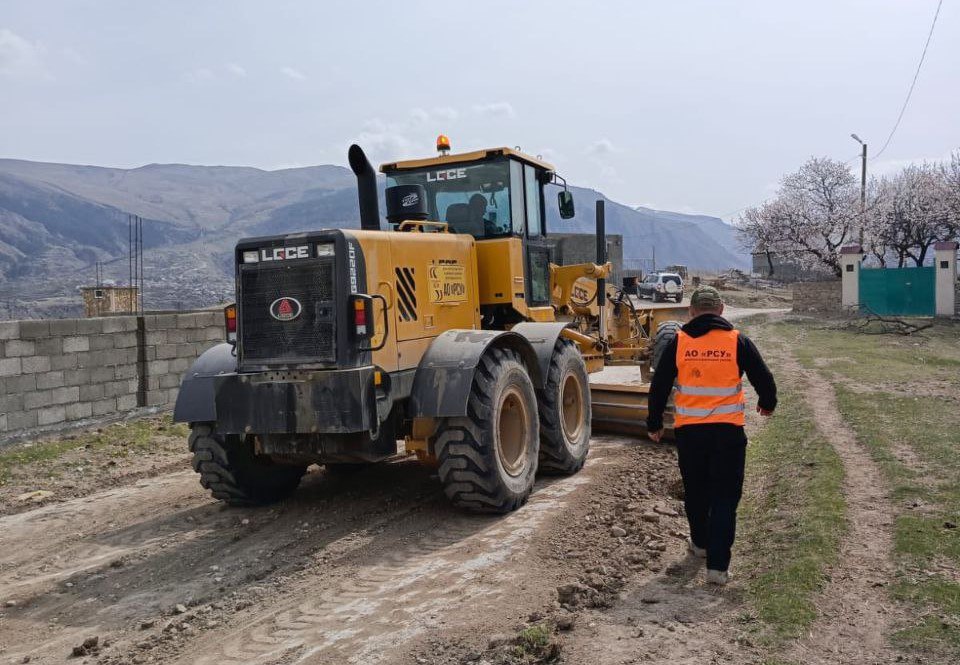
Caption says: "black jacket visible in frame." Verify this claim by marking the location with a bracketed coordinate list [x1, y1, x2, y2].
[646, 313, 777, 432]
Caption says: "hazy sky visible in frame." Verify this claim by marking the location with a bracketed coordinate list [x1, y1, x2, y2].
[2, 1, 957, 220]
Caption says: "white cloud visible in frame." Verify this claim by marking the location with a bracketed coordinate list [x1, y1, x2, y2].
[226, 62, 247, 78]
[184, 67, 215, 84]
[348, 115, 439, 165]
[0, 28, 49, 80]
[472, 101, 516, 118]
[280, 66, 306, 81]
[409, 106, 459, 125]
[585, 138, 620, 156]
[431, 106, 458, 121]
[409, 107, 430, 124]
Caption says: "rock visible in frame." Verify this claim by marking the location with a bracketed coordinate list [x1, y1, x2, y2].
[21, 657, 31, 664]
[557, 582, 590, 606]
[944, 521, 957, 529]
[486, 633, 512, 649]
[173, 604, 188, 615]
[140, 619, 156, 630]
[70, 636, 99, 657]
[5, 600, 16, 607]
[16, 490, 54, 503]
[641, 512, 661, 524]
[653, 504, 679, 517]
[528, 611, 544, 622]
[640, 597, 660, 604]
[209, 565, 220, 572]
[556, 616, 575, 631]
[610, 526, 627, 537]
[240, 518, 250, 526]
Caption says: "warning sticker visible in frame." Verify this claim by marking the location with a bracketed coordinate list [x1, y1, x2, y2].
[429, 263, 467, 304]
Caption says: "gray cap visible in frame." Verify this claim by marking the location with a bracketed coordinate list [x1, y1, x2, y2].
[690, 285, 723, 310]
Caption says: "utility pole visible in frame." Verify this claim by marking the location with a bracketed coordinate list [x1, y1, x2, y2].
[851, 134, 867, 248]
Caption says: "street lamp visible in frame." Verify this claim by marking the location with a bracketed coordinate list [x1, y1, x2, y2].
[850, 134, 867, 247]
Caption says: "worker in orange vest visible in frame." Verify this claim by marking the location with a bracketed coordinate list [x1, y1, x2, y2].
[647, 286, 776, 585]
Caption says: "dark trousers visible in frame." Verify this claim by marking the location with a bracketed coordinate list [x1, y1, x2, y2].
[675, 424, 747, 572]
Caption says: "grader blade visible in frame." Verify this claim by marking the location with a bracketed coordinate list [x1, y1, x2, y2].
[589, 382, 674, 439]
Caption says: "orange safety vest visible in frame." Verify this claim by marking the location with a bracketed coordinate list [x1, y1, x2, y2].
[673, 329, 745, 428]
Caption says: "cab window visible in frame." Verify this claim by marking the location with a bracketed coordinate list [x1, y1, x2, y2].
[386, 159, 514, 239]
[510, 161, 525, 236]
[524, 164, 542, 236]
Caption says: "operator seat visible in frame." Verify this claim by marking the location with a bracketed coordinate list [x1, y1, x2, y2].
[445, 203, 470, 234]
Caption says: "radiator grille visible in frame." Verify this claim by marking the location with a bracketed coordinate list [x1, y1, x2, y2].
[239, 260, 336, 365]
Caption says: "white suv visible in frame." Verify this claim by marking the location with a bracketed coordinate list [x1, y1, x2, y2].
[638, 272, 684, 303]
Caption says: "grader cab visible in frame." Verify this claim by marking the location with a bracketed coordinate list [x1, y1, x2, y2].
[174, 137, 684, 513]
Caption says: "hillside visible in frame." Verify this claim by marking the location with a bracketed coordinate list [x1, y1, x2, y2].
[0, 158, 748, 318]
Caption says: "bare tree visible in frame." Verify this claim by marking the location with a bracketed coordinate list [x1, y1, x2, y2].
[881, 163, 950, 267]
[737, 157, 859, 277]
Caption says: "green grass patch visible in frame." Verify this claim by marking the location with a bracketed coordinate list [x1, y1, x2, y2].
[772, 319, 960, 386]
[0, 416, 188, 486]
[738, 380, 846, 645]
[778, 317, 960, 658]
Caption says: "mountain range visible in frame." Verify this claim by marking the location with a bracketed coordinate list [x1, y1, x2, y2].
[0, 158, 748, 318]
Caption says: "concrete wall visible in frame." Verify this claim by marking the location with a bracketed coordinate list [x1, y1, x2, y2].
[792, 281, 842, 314]
[547, 233, 624, 285]
[0, 311, 223, 439]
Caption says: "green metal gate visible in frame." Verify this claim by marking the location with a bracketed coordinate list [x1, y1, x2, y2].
[859, 266, 935, 316]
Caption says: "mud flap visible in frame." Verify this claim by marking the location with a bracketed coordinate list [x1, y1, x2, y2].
[408, 329, 543, 418]
[173, 343, 237, 423]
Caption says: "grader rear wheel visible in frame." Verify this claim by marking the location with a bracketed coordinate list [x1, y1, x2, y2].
[434, 347, 540, 513]
[189, 424, 307, 506]
[537, 338, 591, 475]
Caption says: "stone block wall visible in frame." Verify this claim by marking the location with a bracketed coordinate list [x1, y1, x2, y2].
[792, 280, 842, 314]
[0, 311, 224, 439]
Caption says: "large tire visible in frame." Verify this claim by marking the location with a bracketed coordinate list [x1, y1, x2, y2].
[537, 338, 590, 475]
[434, 347, 540, 513]
[651, 320, 683, 372]
[189, 424, 307, 506]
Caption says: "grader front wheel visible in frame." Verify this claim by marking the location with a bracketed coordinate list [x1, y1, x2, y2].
[537, 339, 591, 475]
[434, 348, 540, 513]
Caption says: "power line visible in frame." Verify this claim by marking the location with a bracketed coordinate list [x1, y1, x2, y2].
[873, 0, 944, 160]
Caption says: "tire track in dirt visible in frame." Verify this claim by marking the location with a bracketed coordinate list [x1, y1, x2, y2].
[779, 349, 901, 664]
[0, 439, 631, 665]
[183, 470, 600, 665]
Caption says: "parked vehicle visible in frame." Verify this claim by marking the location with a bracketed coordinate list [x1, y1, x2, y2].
[637, 272, 684, 303]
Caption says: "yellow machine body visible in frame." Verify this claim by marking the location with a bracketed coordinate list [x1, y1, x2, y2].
[346, 229, 481, 375]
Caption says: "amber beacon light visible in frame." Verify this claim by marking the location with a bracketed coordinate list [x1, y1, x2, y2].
[436, 134, 451, 155]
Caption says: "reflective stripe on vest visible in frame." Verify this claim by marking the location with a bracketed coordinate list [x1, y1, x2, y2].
[675, 403, 746, 417]
[675, 383, 743, 396]
[673, 328, 745, 427]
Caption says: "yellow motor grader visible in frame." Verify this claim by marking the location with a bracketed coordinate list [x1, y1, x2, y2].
[174, 136, 685, 512]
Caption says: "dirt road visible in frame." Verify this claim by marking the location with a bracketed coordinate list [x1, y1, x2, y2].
[0, 423, 686, 665]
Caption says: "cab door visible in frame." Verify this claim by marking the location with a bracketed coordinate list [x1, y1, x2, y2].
[517, 162, 552, 306]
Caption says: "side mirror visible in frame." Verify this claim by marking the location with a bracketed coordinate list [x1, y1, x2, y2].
[558, 190, 575, 219]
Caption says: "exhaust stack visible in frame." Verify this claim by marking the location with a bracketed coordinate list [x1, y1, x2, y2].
[348, 144, 381, 231]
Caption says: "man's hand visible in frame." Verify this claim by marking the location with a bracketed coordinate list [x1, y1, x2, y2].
[648, 429, 664, 443]
[757, 405, 774, 416]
